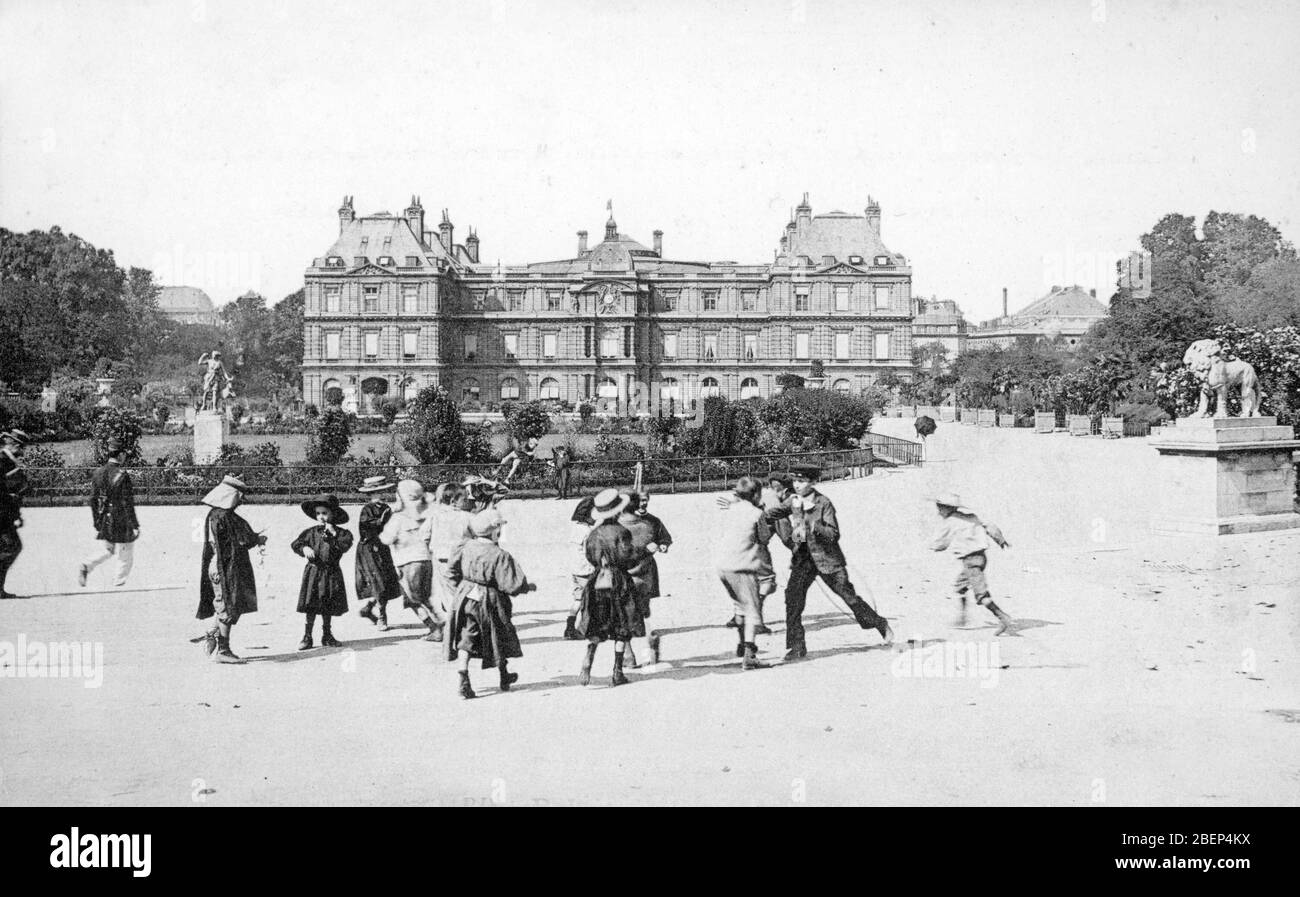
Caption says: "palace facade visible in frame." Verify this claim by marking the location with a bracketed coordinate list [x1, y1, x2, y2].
[301, 193, 916, 413]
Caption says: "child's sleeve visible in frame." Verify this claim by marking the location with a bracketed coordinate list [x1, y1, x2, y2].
[290, 528, 311, 556]
[496, 552, 531, 596]
[983, 520, 1010, 548]
[378, 515, 399, 545]
[930, 520, 952, 552]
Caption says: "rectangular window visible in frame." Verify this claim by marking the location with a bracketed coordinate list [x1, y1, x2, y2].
[663, 332, 678, 359]
[660, 290, 678, 312]
[835, 332, 850, 360]
[503, 333, 518, 359]
[795, 287, 810, 312]
[600, 332, 620, 358]
[624, 326, 632, 357]
[794, 332, 810, 359]
[471, 289, 486, 310]
[834, 285, 849, 311]
[363, 286, 379, 313]
[507, 290, 523, 311]
[874, 286, 890, 310]
[702, 290, 718, 311]
[874, 331, 891, 359]
[547, 290, 563, 311]
[364, 331, 379, 359]
[405, 255, 420, 267]
[744, 332, 758, 361]
[583, 325, 592, 357]
[325, 286, 341, 313]
[401, 285, 417, 314]
[741, 289, 758, 312]
[325, 331, 341, 360]
[703, 333, 718, 361]
[543, 333, 558, 358]
[402, 331, 418, 360]
[464, 333, 478, 359]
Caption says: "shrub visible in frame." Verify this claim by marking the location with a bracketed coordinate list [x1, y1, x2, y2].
[156, 445, 195, 467]
[213, 443, 246, 466]
[379, 399, 404, 426]
[578, 401, 595, 424]
[758, 389, 875, 450]
[91, 407, 145, 465]
[593, 435, 646, 461]
[0, 396, 44, 437]
[304, 403, 320, 419]
[1116, 402, 1169, 426]
[23, 445, 66, 468]
[307, 407, 352, 464]
[324, 387, 343, 408]
[504, 401, 551, 445]
[462, 425, 495, 464]
[243, 441, 283, 467]
[403, 385, 467, 463]
[775, 372, 805, 391]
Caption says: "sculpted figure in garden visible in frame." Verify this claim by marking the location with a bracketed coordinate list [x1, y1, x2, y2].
[197, 351, 236, 412]
[1182, 339, 1259, 418]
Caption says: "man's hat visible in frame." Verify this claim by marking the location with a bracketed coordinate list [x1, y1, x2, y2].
[301, 493, 349, 524]
[357, 475, 396, 493]
[2, 429, 30, 445]
[788, 463, 822, 481]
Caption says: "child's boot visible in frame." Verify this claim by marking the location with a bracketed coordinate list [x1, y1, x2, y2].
[563, 615, 582, 640]
[458, 670, 476, 700]
[376, 601, 389, 631]
[611, 649, 629, 687]
[742, 642, 768, 670]
[358, 600, 378, 626]
[984, 600, 1014, 636]
[321, 617, 342, 648]
[499, 662, 519, 692]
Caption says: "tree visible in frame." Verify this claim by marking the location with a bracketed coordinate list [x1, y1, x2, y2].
[265, 289, 305, 395]
[1201, 211, 1291, 292]
[503, 401, 551, 446]
[402, 385, 468, 463]
[91, 407, 144, 465]
[306, 407, 352, 464]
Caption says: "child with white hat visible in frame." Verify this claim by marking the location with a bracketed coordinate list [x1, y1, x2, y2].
[930, 492, 1014, 635]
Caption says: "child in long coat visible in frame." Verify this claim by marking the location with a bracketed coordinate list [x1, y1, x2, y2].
[354, 476, 402, 630]
[292, 494, 354, 650]
[445, 509, 535, 699]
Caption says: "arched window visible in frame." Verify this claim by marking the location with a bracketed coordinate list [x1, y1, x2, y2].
[461, 378, 481, 403]
[660, 377, 680, 402]
[597, 377, 619, 399]
[322, 378, 343, 408]
[833, 378, 852, 394]
[740, 377, 760, 400]
[499, 377, 520, 401]
[400, 378, 419, 402]
[539, 377, 560, 400]
[700, 377, 721, 398]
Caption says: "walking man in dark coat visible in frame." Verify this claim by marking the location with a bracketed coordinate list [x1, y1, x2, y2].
[783, 463, 893, 660]
[552, 446, 572, 499]
[78, 438, 140, 588]
[195, 475, 266, 663]
[0, 429, 30, 600]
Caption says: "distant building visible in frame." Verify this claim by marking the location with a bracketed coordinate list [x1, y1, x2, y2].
[300, 193, 917, 413]
[157, 286, 219, 326]
[910, 296, 968, 358]
[1116, 250, 1152, 298]
[967, 285, 1107, 350]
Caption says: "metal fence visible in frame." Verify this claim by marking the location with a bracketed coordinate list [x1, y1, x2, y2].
[23, 441, 922, 507]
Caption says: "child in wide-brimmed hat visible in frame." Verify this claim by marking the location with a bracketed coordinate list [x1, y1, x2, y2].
[380, 479, 444, 641]
[930, 492, 1014, 634]
[291, 494, 354, 649]
[354, 476, 402, 630]
[574, 489, 645, 687]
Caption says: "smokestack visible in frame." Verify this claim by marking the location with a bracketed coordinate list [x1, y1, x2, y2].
[653, 229, 663, 256]
[1002, 287, 1008, 318]
[577, 230, 588, 255]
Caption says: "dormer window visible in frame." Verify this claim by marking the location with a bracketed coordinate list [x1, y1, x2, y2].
[378, 256, 395, 266]
[849, 255, 863, 264]
[874, 255, 891, 266]
[326, 256, 345, 268]
[353, 256, 367, 267]
[405, 256, 421, 267]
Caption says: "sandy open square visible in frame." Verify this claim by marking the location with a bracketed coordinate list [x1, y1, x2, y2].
[1, 421, 1297, 806]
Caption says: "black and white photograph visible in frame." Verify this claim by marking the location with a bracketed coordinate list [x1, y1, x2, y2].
[0, 0, 1297, 846]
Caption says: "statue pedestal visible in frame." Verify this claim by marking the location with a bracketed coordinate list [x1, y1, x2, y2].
[194, 410, 228, 465]
[1149, 416, 1300, 535]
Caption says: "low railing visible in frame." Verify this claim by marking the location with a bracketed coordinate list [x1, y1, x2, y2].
[22, 441, 922, 507]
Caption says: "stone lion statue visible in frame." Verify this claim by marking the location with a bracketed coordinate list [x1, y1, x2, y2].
[1182, 339, 1259, 418]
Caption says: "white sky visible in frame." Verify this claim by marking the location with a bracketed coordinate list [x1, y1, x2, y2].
[2, 0, 1297, 323]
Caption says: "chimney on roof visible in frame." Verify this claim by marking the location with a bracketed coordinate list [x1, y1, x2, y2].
[865, 195, 881, 236]
[795, 193, 812, 234]
[1002, 287, 1008, 318]
[1089, 288, 1096, 298]
[338, 195, 355, 234]
[438, 209, 453, 253]
[577, 230, 588, 255]
[465, 227, 480, 263]
[404, 195, 424, 245]
[653, 229, 663, 256]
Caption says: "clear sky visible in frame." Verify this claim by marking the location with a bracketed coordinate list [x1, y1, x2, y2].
[2, 0, 1297, 323]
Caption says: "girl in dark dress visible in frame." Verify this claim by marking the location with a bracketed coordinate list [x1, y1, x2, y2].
[354, 476, 402, 631]
[576, 489, 645, 687]
[292, 494, 354, 650]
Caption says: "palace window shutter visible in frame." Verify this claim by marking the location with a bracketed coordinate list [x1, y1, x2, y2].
[584, 326, 592, 357]
[623, 326, 631, 357]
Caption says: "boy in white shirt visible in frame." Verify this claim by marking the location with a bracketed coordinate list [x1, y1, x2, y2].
[930, 492, 1014, 635]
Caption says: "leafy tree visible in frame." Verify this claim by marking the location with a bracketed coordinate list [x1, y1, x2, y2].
[402, 385, 468, 463]
[306, 407, 352, 464]
[91, 407, 144, 465]
[503, 401, 551, 445]
[775, 372, 805, 391]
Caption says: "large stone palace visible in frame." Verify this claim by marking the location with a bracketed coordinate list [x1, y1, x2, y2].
[301, 193, 916, 413]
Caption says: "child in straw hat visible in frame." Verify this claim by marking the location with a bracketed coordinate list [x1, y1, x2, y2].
[930, 492, 1014, 635]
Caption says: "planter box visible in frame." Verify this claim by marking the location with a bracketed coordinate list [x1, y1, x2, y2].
[997, 413, 1017, 428]
[977, 409, 997, 427]
[1101, 416, 1124, 438]
[916, 406, 938, 419]
[939, 407, 956, 422]
[1068, 414, 1093, 436]
[1034, 412, 1056, 433]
